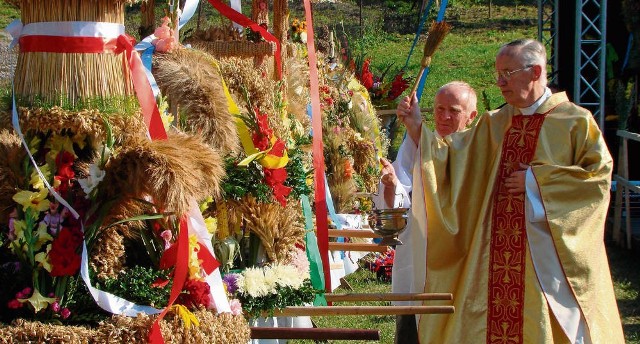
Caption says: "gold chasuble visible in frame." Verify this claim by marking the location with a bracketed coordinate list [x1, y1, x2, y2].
[416, 92, 624, 344]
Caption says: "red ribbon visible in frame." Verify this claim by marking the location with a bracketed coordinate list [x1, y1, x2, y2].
[303, 0, 331, 294]
[159, 241, 221, 275]
[18, 34, 168, 141]
[206, 0, 282, 80]
[149, 216, 190, 344]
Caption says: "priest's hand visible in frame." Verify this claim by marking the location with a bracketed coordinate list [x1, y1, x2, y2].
[397, 93, 422, 146]
[380, 158, 398, 208]
[505, 163, 529, 194]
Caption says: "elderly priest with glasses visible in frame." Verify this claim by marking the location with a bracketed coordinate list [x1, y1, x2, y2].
[394, 38, 624, 343]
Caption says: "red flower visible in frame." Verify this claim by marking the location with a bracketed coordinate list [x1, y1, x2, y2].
[55, 151, 75, 180]
[360, 59, 374, 90]
[252, 132, 270, 151]
[177, 279, 211, 310]
[49, 227, 83, 276]
[264, 168, 288, 187]
[270, 139, 287, 157]
[387, 72, 410, 101]
[272, 183, 292, 207]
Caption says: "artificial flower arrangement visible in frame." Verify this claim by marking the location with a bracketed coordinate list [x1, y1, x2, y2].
[221, 248, 316, 318]
[361, 248, 395, 282]
[0, 1, 253, 341]
[290, 18, 307, 43]
[315, 52, 390, 213]
[340, 34, 412, 110]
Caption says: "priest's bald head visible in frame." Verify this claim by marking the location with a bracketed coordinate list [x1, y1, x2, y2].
[434, 81, 478, 137]
[495, 39, 548, 109]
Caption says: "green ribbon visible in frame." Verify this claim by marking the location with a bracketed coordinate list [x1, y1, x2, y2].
[301, 195, 327, 306]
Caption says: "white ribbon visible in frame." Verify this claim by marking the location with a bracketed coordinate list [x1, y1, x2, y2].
[186, 201, 231, 313]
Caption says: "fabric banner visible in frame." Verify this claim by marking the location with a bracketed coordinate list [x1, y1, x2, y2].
[301, 195, 327, 306]
[303, 0, 331, 293]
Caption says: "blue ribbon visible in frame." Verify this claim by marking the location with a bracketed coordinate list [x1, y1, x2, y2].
[416, 0, 448, 101]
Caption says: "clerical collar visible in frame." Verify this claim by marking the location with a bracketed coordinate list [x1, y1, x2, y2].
[519, 87, 552, 115]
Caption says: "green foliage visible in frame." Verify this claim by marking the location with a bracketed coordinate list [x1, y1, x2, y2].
[97, 266, 172, 309]
[0, 2, 19, 28]
[222, 157, 273, 203]
[239, 279, 317, 319]
[284, 148, 313, 199]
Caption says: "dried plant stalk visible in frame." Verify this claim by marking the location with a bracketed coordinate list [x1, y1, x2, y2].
[14, 0, 134, 107]
[153, 48, 240, 156]
[231, 196, 305, 262]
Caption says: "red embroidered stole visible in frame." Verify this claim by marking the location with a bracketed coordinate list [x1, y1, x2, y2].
[486, 114, 546, 343]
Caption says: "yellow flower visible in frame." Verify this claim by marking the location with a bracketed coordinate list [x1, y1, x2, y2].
[13, 189, 50, 213]
[199, 196, 213, 213]
[34, 222, 53, 251]
[10, 220, 27, 253]
[45, 134, 76, 163]
[18, 288, 56, 313]
[204, 216, 217, 235]
[29, 165, 51, 190]
[35, 244, 52, 272]
[188, 235, 203, 280]
[28, 136, 41, 155]
[171, 304, 200, 329]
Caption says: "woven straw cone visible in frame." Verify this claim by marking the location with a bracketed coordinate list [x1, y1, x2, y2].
[14, 0, 134, 107]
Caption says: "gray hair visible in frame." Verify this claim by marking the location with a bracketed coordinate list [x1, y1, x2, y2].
[498, 39, 547, 85]
[438, 81, 478, 113]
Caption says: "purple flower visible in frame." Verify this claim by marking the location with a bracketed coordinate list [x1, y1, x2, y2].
[223, 273, 240, 295]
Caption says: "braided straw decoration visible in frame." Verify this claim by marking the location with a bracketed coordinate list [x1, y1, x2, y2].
[191, 40, 276, 58]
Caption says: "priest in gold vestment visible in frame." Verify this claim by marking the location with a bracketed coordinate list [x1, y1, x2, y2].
[395, 39, 624, 343]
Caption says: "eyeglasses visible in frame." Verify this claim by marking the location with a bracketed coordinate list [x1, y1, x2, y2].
[493, 65, 533, 81]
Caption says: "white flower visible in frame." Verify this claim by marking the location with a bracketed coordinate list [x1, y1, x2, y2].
[263, 267, 280, 294]
[274, 264, 305, 289]
[78, 163, 106, 198]
[300, 32, 307, 43]
[242, 267, 270, 298]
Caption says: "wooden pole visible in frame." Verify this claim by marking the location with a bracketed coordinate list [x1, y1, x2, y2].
[328, 229, 381, 238]
[328, 242, 389, 252]
[325, 292, 453, 302]
[250, 327, 380, 340]
[268, 305, 455, 317]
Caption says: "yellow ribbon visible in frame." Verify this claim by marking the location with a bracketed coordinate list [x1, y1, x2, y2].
[223, 80, 288, 169]
[170, 304, 200, 329]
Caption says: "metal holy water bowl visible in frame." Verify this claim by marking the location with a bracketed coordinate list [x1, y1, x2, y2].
[367, 208, 410, 246]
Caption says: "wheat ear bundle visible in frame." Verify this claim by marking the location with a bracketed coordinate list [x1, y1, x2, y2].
[409, 21, 452, 96]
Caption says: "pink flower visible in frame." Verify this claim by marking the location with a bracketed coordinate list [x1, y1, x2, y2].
[7, 299, 22, 309]
[51, 301, 60, 313]
[60, 308, 71, 319]
[155, 38, 176, 53]
[154, 17, 172, 39]
[160, 230, 172, 250]
[229, 299, 243, 316]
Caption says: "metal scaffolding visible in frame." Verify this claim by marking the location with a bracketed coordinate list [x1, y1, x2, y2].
[575, 0, 607, 128]
[537, 0, 558, 85]
[538, 0, 607, 129]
